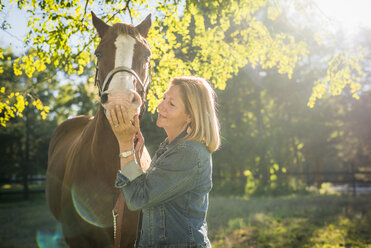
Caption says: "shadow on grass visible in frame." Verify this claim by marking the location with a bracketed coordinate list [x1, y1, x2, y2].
[0, 193, 67, 248]
[207, 194, 371, 248]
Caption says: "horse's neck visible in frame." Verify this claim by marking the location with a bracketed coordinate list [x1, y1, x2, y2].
[89, 106, 120, 164]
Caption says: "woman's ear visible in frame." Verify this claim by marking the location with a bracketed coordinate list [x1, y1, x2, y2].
[187, 116, 192, 126]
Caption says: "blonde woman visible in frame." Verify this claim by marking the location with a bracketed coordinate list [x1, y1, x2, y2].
[108, 76, 220, 248]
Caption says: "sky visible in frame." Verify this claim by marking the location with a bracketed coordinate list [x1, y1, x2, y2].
[0, 3, 28, 55]
[1, 0, 371, 56]
[313, 0, 371, 34]
[0, 0, 155, 55]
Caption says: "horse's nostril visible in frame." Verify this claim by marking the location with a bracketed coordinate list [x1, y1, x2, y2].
[101, 93, 108, 104]
[131, 94, 136, 104]
[130, 91, 141, 106]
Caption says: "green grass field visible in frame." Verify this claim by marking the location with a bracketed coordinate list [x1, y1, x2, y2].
[1, 193, 370, 248]
[208, 195, 371, 247]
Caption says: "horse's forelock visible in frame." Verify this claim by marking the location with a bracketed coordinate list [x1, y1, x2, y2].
[112, 23, 150, 48]
[112, 24, 139, 40]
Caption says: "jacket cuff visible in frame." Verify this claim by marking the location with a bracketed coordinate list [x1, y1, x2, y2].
[115, 160, 144, 188]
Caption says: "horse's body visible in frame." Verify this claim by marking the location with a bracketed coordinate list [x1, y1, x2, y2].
[46, 13, 152, 247]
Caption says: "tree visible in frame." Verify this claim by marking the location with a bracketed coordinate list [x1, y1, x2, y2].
[0, 49, 59, 198]
[0, 47, 51, 126]
[210, 3, 370, 195]
[1, 0, 365, 126]
[0, 46, 98, 194]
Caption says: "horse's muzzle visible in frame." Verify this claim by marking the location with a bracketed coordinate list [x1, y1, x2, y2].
[101, 89, 142, 116]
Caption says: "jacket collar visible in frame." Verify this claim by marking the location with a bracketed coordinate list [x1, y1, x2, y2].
[158, 130, 187, 151]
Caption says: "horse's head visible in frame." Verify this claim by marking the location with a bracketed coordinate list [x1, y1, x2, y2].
[92, 11, 152, 120]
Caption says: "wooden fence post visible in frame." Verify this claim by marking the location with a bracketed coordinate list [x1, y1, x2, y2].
[351, 163, 356, 196]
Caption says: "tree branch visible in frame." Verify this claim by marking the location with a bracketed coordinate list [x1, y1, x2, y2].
[81, 0, 90, 23]
[107, 0, 132, 23]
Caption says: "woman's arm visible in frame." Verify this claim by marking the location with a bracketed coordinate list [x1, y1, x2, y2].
[107, 105, 203, 210]
[115, 144, 202, 211]
[106, 105, 145, 178]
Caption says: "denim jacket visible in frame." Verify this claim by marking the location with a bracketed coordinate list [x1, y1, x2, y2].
[115, 131, 212, 248]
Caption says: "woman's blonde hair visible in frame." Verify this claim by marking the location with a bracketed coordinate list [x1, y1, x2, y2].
[170, 76, 220, 153]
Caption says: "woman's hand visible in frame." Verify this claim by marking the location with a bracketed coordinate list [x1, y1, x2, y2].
[107, 105, 139, 146]
[134, 130, 145, 163]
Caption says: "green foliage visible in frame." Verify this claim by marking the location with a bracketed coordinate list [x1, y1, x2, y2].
[212, 51, 370, 196]
[1, 0, 155, 125]
[0, 49, 59, 181]
[308, 49, 365, 108]
[147, 0, 308, 112]
[244, 169, 258, 195]
[0, 49, 50, 126]
[1, 0, 353, 122]
[9, 0, 149, 76]
[212, 178, 246, 196]
[0, 88, 50, 127]
[1, 0, 370, 199]
[207, 2, 371, 196]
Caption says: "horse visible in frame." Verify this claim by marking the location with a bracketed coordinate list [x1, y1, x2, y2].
[45, 12, 152, 247]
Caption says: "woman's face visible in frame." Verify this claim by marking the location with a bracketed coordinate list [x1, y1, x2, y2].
[157, 85, 190, 137]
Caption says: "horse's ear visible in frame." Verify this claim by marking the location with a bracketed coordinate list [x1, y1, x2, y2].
[136, 14, 152, 38]
[92, 11, 110, 38]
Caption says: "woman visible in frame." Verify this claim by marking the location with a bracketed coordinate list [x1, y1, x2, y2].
[108, 76, 220, 248]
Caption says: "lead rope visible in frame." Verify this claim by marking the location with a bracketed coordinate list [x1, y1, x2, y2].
[113, 194, 125, 248]
[112, 135, 141, 247]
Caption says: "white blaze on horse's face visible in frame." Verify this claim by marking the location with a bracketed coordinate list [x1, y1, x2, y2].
[110, 34, 135, 91]
[103, 34, 142, 116]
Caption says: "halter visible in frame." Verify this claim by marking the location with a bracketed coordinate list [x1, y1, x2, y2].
[93, 42, 151, 116]
[94, 61, 150, 97]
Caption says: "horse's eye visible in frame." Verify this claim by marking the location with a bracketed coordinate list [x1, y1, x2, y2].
[95, 51, 102, 59]
[144, 50, 151, 60]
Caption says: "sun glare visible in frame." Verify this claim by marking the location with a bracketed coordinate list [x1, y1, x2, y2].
[314, 0, 371, 34]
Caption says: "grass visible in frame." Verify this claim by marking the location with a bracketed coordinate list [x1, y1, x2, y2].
[0, 193, 370, 247]
[0, 193, 66, 248]
[208, 194, 371, 248]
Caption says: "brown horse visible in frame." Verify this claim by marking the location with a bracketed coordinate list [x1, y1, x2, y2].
[46, 12, 152, 247]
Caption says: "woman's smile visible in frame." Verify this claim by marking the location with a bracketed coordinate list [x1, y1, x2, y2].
[158, 113, 166, 119]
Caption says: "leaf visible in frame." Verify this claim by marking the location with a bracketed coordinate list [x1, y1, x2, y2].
[307, 50, 365, 108]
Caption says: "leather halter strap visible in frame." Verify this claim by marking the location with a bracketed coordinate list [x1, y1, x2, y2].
[94, 60, 151, 118]
[98, 66, 147, 96]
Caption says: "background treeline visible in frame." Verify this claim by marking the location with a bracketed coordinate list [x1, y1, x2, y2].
[1, 40, 370, 197]
[0, 1, 370, 197]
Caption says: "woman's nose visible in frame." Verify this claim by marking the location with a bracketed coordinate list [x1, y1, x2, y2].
[157, 100, 164, 112]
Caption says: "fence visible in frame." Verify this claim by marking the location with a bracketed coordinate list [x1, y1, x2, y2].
[213, 165, 371, 195]
[285, 168, 371, 195]
[0, 176, 46, 198]
[2, 168, 371, 197]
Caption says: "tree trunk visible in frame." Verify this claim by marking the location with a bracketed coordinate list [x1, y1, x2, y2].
[23, 106, 30, 200]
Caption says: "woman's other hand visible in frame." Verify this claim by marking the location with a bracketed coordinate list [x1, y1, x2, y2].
[134, 131, 144, 163]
